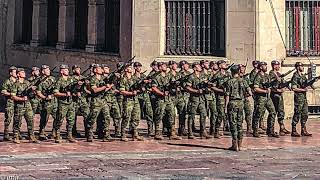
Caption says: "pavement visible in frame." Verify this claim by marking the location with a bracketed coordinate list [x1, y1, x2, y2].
[0, 114, 320, 179]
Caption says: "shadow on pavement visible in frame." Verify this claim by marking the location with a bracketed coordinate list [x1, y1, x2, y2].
[165, 142, 228, 150]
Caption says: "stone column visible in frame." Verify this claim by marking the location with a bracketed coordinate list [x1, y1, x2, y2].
[85, 0, 105, 52]
[56, 0, 75, 49]
[30, 0, 48, 47]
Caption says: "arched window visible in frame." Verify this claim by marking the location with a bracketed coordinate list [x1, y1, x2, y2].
[74, 0, 88, 49]
[21, 0, 33, 44]
[47, 0, 59, 46]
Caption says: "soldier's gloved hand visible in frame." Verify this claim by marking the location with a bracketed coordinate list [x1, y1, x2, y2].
[66, 92, 71, 97]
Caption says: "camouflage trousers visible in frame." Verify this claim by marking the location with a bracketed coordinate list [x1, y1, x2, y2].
[39, 100, 58, 131]
[122, 98, 141, 135]
[73, 98, 90, 135]
[292, 96, 308, 127]
[13, 102, 34, 135]
[54, 102, 75, 134]
[175, 94, 188, 135]
[243, 97, 252, 130]
[87, 99, 111, 137]
[206, 98, 217, 134]
[252, 95, 276, 134]
[227, 100, 244, 141]
[138, 97, 153, 133]
[188, 96, 207, 135]
[216, 95, 227, 132]
[30, 98, 40, 114]
[270, 93, 285, 125]
[4, 101, 14, 133]
[154, 98, 175, 134]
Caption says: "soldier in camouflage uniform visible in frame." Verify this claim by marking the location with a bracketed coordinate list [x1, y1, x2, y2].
[290, 62, 312, 137]
[185, 62, 211, 139]
[116, 62, 125, 117]
[27, 67, 41, 114]
[269, 60, 291, 136]
[212, 60, 231, 138]
[71, 65, 91, 137]
[102, 64, 122, 137]
[36, 65, 58, 140]
[133, 62, 154, 137]
[11, 68, 38, 144]
[239, 64, 253, 135]
[210, 61, 219, 74]
[252, 62, 279, 138]
[225, 65, 252, 151]
[119, 64, 144, 141]
[1, 66, 17, 141]
[148, 61, 160, 124]
[53, 65, 77, 143]
[86, 64, 114, 142]
[249, 60, 266, 132]
[151, 62, 182, 140]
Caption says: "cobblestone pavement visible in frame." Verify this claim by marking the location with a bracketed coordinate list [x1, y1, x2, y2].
[0, 114, 320, 179]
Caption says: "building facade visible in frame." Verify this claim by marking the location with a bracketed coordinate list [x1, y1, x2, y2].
[1, 0, 320, 116]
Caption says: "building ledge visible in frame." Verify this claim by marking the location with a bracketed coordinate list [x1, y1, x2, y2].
[154, 55, 227, 62]
[282, 56, 320, 67]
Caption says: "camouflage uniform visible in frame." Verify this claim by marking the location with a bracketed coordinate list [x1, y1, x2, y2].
[213, 71, 230, 135]
[1, 77, 16, 140]
[37, 76, 58, 138]
[186, 73, 208, 138]
[72, 75, 90, 137]
[53, 76, 76, 142]
[242, 74, 253, 134]
[175, 70, 190, 136]
[12, 79, 37, 142]
[27, 76, 41, 114]
[252, 72, 277, 137]
[250, 69, 265, 130]
[119, 75, 142, 140]
[86, 76, 111, 141]
[291, 71, 310, 135]
[225, 75, 249, 150]
[134, 73, 154, 136]
[152, 73, 178, 139]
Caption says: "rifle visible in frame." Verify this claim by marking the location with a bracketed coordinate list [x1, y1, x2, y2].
[104, 56, 136, 84]
[302, 75, 320, 88]
[226, 63, 235, 71]
[129, 71, 160, 92]
[279, 68, 295, 78]
[81, 66, 91, 75]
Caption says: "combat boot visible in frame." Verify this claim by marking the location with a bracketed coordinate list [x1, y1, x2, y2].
[121, 134, 129, 142]
[246, 124, 253, 136]
[29, 134, 39, 143]
[12, 134, 20, 144]
[209, 126, 214, 136]
[252, 130, 261, 138]
[51, 129, 57, 140]
[214, 130, 221, 139]
[301, 126, 312, 137]
[259, 119, 267, 131]
[147, 128, 155, 138]
[291, 126, 301, 137]
[115, 126, 121, 138]
[54, 131, 62, 143]
[132, 130, 144, 141]
[86, 130, 94, 142]
[3, 128, 12, 141]
[238, 138, 243, 151]
[200, 131, 212, 139]
[169, 129, 182, 140]
[67, 133, 77, 143]
[39, 129, 48, 140]
[279, 124, 289, 136]
[228, 140, 238, 151]
[154, 130, 164, 140]
[267, 130, 280, 138]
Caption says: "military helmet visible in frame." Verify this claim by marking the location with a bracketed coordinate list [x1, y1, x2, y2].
[257, 61, 267, 69]
[252, 60, 260, 66]
[60, 64, 69, 69]
[9, 66, 17, 71]
[17, 68, 25, 73]
[230, 64, 240, 74]
[72, 65, 81, 70]
[295, 62, 303, 68]
[150, 60, 158, 67]
[217, 60, 226, 65]
[192, 62, 200, 68]
[41, 65, 50, 70]
[32, 66, 40, 71]
[271, 60, 280, 66]
[133, 62, 142, 67]
[168, 60, 177, 66]
[200, 60, 209, 65]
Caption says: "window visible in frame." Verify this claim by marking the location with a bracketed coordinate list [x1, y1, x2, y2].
[74, 0, 88, 49]
[165, 0, 225, 56]
[21, 0, 33, 44]
[286, 1, 320, 56]
[105, 0, 120, 53]
[47, 0, 59, 46]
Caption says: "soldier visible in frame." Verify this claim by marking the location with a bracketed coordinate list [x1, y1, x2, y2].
[52, 64, 77, 143]
[119, 64, 144, 141]
[1, 66, 17, 141]
[71, 65, 90, 138]
[176, 60, 190, 136]
[102, 64, 122, 137]
[28, 66, 41, 114]
[239, 64, 253, 135]
[116, 62, 125, 117]
[185, 62, 210, 139]
[213, 60, 231, 138]
[200, 60, 217, 136]
[133, 62, 154, 137]
[225, 65, 252, 151]
[252, 62, 279, 138]
[269, 60, 291, 136]
[151, 62, 182, 140]
[210, 61, 219, 74]
[149, 61, 160, 118]
[10, 68, 38, 144]
[86, 64, 113, 142]
[36, 65, 57, 140]
[290, 62, 312, 137]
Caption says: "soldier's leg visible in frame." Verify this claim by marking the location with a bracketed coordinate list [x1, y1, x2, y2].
[237, 102, 244, 151]
[166, 102, 181, 140]
[176, 98, 187, 136]
[131, 101, 143, 141]
[266, 99, 278, 137]
[54, 104, 68, 143]
[66, 104, 77, 142]
[291, 99, 302, 137]
[111, 102, 121, 137]
[208, 99, 217, 135]
[301, 98, 312, 136]
[12, 107, 23, 144]
[252, 99, 266, 137]
[4, 104, 14, 141]
[153, 100, 166, 140]
[72, 104, 79, 137]
[215, 97, 225, 137]
[30, 99, 39, 114]
[39, 103, 51, 140]
[96, 112, 105, 138]
[24, 103, 38, 143]
[187, 100, 198, 139]
[275, 95, 290, 135]
[243, 98, 252, 134]
[121, 100, 134, 141]
[227, 102, 238, 151]
[199, 101, 210, 139]
[101, 104, 112, 141]
[86, 105, 102, 142]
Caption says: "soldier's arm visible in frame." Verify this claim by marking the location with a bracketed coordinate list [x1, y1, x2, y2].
[53, 80, 69, 97]
[291, 74, 307, 92]
[150, 78, 165, 96]
[224, 81, 230, 112]
[11, 84, 25, 101]
[253, 75, 269, 94]
[1, 80, 12, 97]
[119, 78, 137, 96]
[185, 77, 202, 94]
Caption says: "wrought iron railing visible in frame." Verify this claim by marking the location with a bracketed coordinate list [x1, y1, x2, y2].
[165, 0, 225, 56]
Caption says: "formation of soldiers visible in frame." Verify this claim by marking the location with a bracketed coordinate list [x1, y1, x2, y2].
[1, 59, 315, 151]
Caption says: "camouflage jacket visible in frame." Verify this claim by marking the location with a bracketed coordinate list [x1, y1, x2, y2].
[151, 72, 173, 101]
[119, 75, 139, 101]
[225, 77, 250, 100]
[212, 71, 231, 96]
[12, 79, 32, 106]
[1, 77, 16, 104]
[37, 76, 56, 97]
[201, 70, 215, 101]
[186, 73, 206, 101]
[253, 72, 271, 96]
[249, 69, 259, 87]
[291, 71, 307, 99]
[53, 76, 74, 104]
